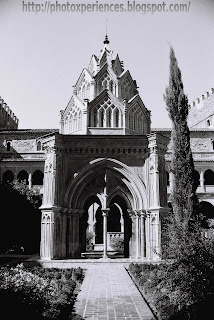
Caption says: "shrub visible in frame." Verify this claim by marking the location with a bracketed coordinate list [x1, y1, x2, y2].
[0, 264, 84, 319]
[86, 230, 94, 251]
[129, 243, 214, 320]
[110, 235, 124, 252]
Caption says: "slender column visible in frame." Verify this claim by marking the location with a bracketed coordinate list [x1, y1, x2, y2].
[28, 172, 32, 189]
[145, 212, 151, 259]
[102, 209, 109, 259]
[135, 211, 140, 259]
[200, 170, 205, 192]
[140, 210, 146, 259]
[151, 211, 160, 260]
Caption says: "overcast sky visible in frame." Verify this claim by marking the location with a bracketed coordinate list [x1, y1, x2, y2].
[0, 0, 214, 129]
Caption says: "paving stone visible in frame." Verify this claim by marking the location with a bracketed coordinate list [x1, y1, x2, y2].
[73, 263, 155, 319]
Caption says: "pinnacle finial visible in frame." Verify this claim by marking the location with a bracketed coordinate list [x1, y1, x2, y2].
[104, 19, 110, 45]
[104, 34, 109, 45]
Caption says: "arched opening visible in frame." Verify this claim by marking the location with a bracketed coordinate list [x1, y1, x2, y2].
[199, 201, 214, 229]
[37, 141, 42, 151]
[92, 108, 97, 127]
[204, 169, 214, 185]
[81, 196, 103, 253]
[65, 158, 147, 259]
[3, 170, 14, 184]
[108, 195, 131, 257]
[81, 194, 131, 257]
[6, 141, 11, 152]
[108, 203, 121, 232]
[114, 109, 119, 127]
[99, 109, 104, 127]
[106, 108, 112, 127]
[193, 170, 200, 190]
[32, 170, 44, 186]
[17, 170, 29, 185]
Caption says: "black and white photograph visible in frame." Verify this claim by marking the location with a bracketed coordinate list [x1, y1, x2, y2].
[0, 0, 214, 319]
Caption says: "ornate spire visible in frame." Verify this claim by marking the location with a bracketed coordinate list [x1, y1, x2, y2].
[104, 19, 110, 45]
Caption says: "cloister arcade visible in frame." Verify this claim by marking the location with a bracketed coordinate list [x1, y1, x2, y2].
[166, 168, 214, 188]
[2, 169, 44, 189]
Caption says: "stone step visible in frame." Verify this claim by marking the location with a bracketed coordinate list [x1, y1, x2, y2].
[81, 251, 124, 259]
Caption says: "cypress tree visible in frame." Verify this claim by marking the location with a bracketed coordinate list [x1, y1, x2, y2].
[164, 47, 199, 256]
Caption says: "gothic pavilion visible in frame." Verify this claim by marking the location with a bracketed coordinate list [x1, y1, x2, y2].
[0, 36, 214, 260]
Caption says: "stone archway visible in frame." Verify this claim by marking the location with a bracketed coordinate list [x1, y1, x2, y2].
[64, 158, 147, 259]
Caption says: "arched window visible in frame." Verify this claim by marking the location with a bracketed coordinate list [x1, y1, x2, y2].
[87, 83, 90, 99]
[37, 141, 41, 151]
[81, 84, 86, 100]
[78, 111, 82, 130]
[6, 141, 11, 152]
[73, 113, 77, 131]
[17, 170, 29, 185]
[193, 170, 200, 188]
[103, 80, 107, 90]
[65, 116, 68, 134]
[99, 109, 104, 127]
[32, 170, 44, 186]
[115, 109, 119, 127]
[109, 81, 113, 92]
[3, 170, 14, 184]
[93, 109, 97, 127]
[106, 109, 112, 127]
[204, 169, 214, 185]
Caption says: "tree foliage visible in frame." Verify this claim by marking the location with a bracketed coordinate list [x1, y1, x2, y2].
[0, 181, 42, 253]
[164, 47, 199, 238]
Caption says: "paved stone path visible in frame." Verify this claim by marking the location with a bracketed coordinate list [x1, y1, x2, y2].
[73, 263, 155, 320]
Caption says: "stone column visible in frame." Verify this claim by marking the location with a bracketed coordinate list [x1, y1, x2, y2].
[150, 210, 160, 260]
[147, 133, 169, 260]
[200, 170, 205, 192]
[135, 211, 140, 259]
[67, 209, 84, 258]
[102, 209, 109, 259]
[139, 210, 146, 259]
[28, 172, 32, 189]
[145, 212, 152, 259]
[128, 210, 141, 259]
[40, 210, 54, 260]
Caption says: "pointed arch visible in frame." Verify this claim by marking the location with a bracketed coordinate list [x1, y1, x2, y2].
[106, 108, 112, 127]
[64, 158, 147, 210]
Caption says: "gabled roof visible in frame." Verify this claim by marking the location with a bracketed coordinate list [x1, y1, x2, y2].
[63, 94, 85, 117]
[74, 68, 93, 88]
[89, 89, 124, 110]
[118, 69, 138, 89]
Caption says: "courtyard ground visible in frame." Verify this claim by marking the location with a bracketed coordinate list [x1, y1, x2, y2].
[73, 262, 156, 320]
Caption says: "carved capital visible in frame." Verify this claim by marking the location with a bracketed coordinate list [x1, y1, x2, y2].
[102, 208, 110, 217]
